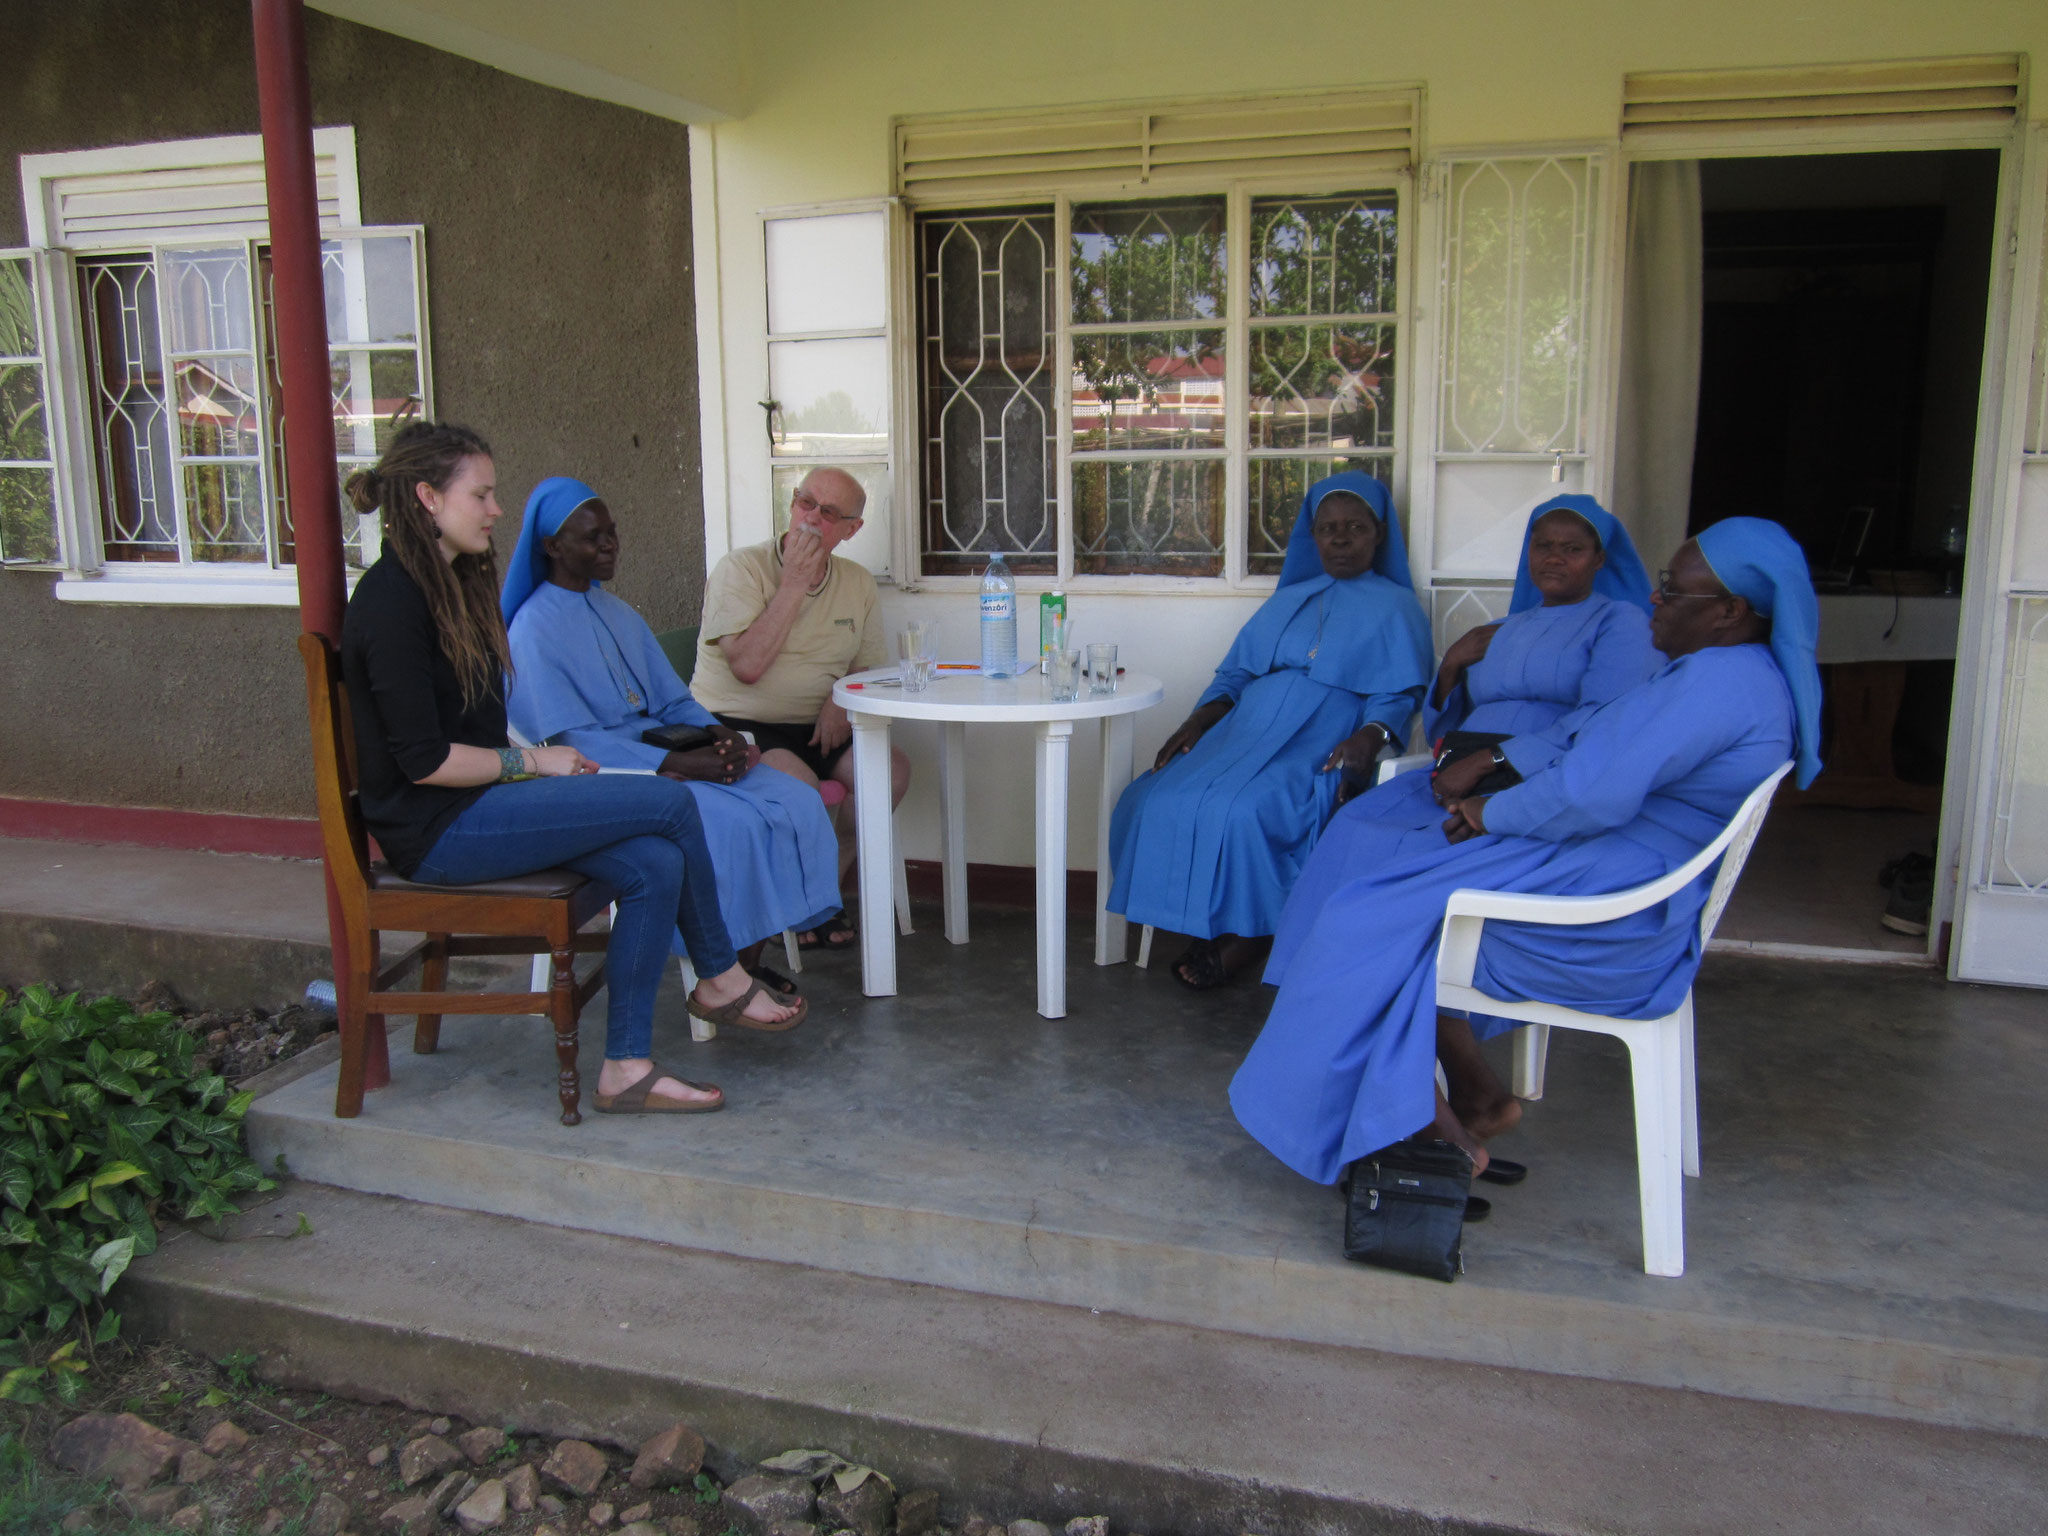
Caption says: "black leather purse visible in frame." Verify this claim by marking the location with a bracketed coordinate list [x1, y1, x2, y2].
[640, 723, 716, 753]
[1342, 1138, 1474, 1282]
[1433, 730, 1521, 796]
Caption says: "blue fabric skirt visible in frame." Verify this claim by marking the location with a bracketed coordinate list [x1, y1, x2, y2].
[1107, 669, 1359, 939]
[679, 765, 842, 952]
[1234, 778, 1714, 1185]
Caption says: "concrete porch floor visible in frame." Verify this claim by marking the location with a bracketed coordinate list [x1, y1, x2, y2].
[247, 903, 2048, 1439]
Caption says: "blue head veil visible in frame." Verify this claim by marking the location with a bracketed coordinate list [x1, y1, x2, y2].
[1276, 472, 1414, 591]
[501, 476, 602, 624]
[1694, 516, 1823, 789]
[1508, 494, 1654, 615]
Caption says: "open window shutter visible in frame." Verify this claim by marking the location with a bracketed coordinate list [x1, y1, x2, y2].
[897, 92, 1417, 200]
[0, 250, 63, 565]
[1622, 57, 2023, 150]
[320, 228, 432, 567]
[1953, 124, 2048, 986]
[1413, 153, 1609, 651]
[762, 204, 897, 578]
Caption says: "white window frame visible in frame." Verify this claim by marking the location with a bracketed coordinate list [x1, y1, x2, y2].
[760, 198, 902, 581]
[896, 171, 1413, 596]
[14, 130, 439, 607]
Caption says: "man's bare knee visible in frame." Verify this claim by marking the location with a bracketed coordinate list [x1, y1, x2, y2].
[762, 747, 818, 788]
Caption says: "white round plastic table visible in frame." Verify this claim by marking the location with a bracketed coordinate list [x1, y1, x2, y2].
[832, 666, 1166, 1019]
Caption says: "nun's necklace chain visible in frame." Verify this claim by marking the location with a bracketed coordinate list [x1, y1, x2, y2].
[1308, 591, 1329, 662]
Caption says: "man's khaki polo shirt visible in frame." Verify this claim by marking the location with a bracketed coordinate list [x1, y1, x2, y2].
[690, 537, 886, 725]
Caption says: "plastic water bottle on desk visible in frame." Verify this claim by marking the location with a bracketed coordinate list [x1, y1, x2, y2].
[980, 551, 1017, 677]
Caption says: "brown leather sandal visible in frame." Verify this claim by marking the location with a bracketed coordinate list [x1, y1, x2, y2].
[687, 976, 808, 1033]
[593, 1060, 724, 1115]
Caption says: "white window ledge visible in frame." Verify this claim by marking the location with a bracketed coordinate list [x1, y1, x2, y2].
[52, 569, 360, 607]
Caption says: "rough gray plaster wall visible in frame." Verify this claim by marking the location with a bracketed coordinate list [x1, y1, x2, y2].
[0, 0, 701, 818]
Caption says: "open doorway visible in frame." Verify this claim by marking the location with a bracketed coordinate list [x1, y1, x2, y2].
[1623, 149, 2001, 956]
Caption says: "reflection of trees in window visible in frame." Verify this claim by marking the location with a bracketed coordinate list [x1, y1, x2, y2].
[916, 189, 1403, 580]
[0, 258, 59, 563]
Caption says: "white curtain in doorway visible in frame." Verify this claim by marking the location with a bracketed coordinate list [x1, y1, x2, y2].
[1613, 160, 1703, 567]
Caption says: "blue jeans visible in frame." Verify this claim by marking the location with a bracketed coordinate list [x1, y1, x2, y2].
[412, 775, 737, 1060]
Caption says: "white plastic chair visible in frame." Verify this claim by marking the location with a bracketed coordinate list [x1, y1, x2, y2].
[1431, 760, 1794, 1277]
[1136, 749, 1431, 968]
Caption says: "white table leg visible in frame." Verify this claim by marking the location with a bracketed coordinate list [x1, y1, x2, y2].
[850, 713, 897, 998]
[1095, 713, 1134, 966]
[939, 719, 969, 945]
[1035, 719, 1073, 1019]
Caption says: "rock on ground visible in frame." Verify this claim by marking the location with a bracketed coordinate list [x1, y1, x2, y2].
[589, 1500, 616, 1527]
[620, 1504, 653, 1524]
[896, 1489, 942, 1536]
[1009, 1522, 1056, 1536]
[399, 1433, 463, 1487]
[455, 1477, 508, 1532]
[722, 1473, 817, 1535]
[540, 1438, 610, 1497]
[49, 1413, 193, 1493]
[176, 1448, 218, 1485]
[629, 1422, 706, 1489]
[200, 1420, 251, 1457]
[305, 1490, 349, 1536]
[125, 1486, 188, 1521]
[817, 1476, 894, 1536]
[383, 1494, 437, 1536]
[168, 1507, 207, 1534]
[1065, 1520, 1110, 1536]
[504, 1461, 542, 1511]
[459, 1426, 508, 1464]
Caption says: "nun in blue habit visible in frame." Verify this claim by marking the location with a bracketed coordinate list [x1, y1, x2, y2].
[1351, 494, 1662, 844]
[1231, 517, 1818, 1187]
[1106, 472, 1432, 990]
[502, 478, 842, 975]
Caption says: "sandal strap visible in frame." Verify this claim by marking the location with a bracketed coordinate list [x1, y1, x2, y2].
[609, 1060, 668, 1111]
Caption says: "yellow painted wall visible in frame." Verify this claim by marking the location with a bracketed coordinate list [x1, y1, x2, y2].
[687, 0, 2044, 872]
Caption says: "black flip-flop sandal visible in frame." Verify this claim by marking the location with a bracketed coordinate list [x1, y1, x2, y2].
[797, 913, 858, 951]
[1464, 1196, 1491, 1222]
[1476, 1158, 1527, 1187]
[1173, 938, 1232, 991]
[747, 963, 800, 997]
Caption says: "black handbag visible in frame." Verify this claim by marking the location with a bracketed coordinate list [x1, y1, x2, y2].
[1433, 730, 1521, 796]
[1342, 1138, 1474, 1282]
[640, 723, 716, 754]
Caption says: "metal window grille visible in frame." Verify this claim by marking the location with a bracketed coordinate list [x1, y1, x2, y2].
[918, 208, 1058, 575]
[72, 230, 427, 570]
[916, 187, 1404, 582]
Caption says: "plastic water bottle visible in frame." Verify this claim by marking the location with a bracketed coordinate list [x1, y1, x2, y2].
[980, 551, 1018, 677]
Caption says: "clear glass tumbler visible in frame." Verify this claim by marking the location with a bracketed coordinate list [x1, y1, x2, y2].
[1048, 649, 1083, 702]
[897, 622, 935, 692]
[1086, 642, 1118, 695]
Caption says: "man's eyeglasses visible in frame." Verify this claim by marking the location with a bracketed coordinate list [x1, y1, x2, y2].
[793, 491, 860, 526]
[1654, 570, 1726, 602]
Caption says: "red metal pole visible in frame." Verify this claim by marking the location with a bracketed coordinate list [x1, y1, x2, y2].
[254, 0, 388, 1091]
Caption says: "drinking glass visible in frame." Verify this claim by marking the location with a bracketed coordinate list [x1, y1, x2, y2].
[897, 622, 935, 692]
[1047, 649, 1083, 703]
[1086, 642, 1118, 695]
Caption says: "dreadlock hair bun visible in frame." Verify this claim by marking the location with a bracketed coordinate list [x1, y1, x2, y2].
[354, 422, 507, 706]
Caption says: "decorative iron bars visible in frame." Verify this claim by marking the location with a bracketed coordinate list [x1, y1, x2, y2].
[1439, 157, 1593, 457]
[919, 208, 1058, 576]
[75, 234, 425, 570]
[1247, 193, 1398, 574]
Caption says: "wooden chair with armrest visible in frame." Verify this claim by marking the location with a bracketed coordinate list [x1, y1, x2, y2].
[297, 632, 614, 1126]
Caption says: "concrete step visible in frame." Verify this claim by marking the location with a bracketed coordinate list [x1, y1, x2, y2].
[121, 1182, 2048, 1536]
[244, 912, 2048, 1440]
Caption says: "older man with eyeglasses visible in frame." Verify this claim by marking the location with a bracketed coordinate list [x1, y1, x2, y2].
[691, 466, 912, 951]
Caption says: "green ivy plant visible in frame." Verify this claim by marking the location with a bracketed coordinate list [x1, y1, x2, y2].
[0, 986, 275, 1402]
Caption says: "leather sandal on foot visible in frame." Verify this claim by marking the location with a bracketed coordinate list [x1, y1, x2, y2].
[593, 1060, 723, 1115]
[1173, 938, 1232, 991]
[1476, 1157, 1527, 1187]
[797, 913, 857, 951]
[688, 976, 807, 1033]
[747, 963, 800, 996]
